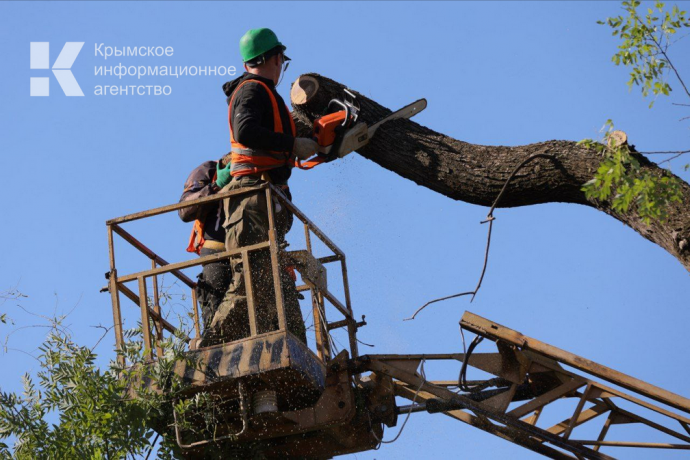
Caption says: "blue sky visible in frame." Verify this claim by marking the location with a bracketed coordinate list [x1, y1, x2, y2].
[1, 1, 689, 458]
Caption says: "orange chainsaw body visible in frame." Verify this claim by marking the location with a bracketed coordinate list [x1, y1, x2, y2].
[313, 110, 348, 147]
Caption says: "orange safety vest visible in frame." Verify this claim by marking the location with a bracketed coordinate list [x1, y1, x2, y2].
[186, 170, 218, 255]
[228, 80, 297, 177]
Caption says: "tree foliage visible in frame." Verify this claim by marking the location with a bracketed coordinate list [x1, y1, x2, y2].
[579, 0, 689, 224]
[579, 121, 683, 224]
[0, 308, 197, 459]
[0, 329, 152, 459]
[601, 0, 690, 105]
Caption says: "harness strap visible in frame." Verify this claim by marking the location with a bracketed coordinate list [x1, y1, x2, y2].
[186, 170, 218, 254]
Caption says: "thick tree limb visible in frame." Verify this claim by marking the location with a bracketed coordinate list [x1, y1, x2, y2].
[290, 73, 690, 272]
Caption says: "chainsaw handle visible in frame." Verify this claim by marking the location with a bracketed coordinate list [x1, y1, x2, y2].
[327, 99, 351, 128]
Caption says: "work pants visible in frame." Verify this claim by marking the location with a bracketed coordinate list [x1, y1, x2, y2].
[210, 176, 306, 344]
[196, 246, 232, 339]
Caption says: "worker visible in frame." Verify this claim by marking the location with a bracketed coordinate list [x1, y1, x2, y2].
[209, 28, 317, 344]
[179, 156, 232, 345]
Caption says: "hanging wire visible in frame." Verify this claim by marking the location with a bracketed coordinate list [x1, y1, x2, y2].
[406, 154, 557, 321]
[458, 335, 484, 392]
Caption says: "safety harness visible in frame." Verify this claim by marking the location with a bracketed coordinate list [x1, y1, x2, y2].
[229, 79, 326, 175]
[186, 169, 218, 255]
[228, 79, 297, 177]
[187, 80, 325, 255]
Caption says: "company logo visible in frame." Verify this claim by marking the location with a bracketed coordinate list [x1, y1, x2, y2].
[30, 42, 84, 97]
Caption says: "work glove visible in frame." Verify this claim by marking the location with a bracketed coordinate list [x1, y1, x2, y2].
[215, 162, 232, 189]
[292, 137, 319, 161]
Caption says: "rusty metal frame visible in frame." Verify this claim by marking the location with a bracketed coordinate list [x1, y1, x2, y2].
[356, 311, 690, 459]
[107, 187, 690, 458]
[106, 183, 359, 366]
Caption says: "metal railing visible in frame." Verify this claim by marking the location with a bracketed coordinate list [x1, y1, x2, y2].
[105, 183, 359, 366]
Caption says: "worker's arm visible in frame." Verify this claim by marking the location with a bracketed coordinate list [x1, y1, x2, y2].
[231, 84, 295, 152]
[178, 161, 219, 223]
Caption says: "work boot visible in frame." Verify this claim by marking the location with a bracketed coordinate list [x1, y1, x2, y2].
[209, 292, 251, 344]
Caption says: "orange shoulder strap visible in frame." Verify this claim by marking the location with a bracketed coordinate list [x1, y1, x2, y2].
[185, 169, 217, 254]
[228, 80, 283, 142]
[186, 219, 205, 255]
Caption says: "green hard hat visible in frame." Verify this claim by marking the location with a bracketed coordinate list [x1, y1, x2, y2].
[239, 28, 286, 64]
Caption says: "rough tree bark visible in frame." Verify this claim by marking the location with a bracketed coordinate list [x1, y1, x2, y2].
[290, 73, 690, 272]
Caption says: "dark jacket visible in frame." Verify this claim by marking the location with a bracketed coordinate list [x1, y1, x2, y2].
[222, 73, 295, 184]
[178, 160, 226, 243]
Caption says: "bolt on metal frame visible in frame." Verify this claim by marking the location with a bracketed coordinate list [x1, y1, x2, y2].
[105, 183, 359, 367]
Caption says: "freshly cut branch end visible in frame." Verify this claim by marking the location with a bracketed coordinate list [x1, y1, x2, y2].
[290, 75, 319, 105]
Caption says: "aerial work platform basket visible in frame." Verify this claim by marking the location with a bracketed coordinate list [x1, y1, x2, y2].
[105, 183, 690, 459]
[104, 183, 381, 458]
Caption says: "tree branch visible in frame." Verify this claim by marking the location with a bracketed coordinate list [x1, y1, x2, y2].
[290, 73, 690, 272]
[648, 33, 690, 99]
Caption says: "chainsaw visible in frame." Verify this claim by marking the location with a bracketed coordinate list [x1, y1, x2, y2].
[312, 90, 427, 162]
